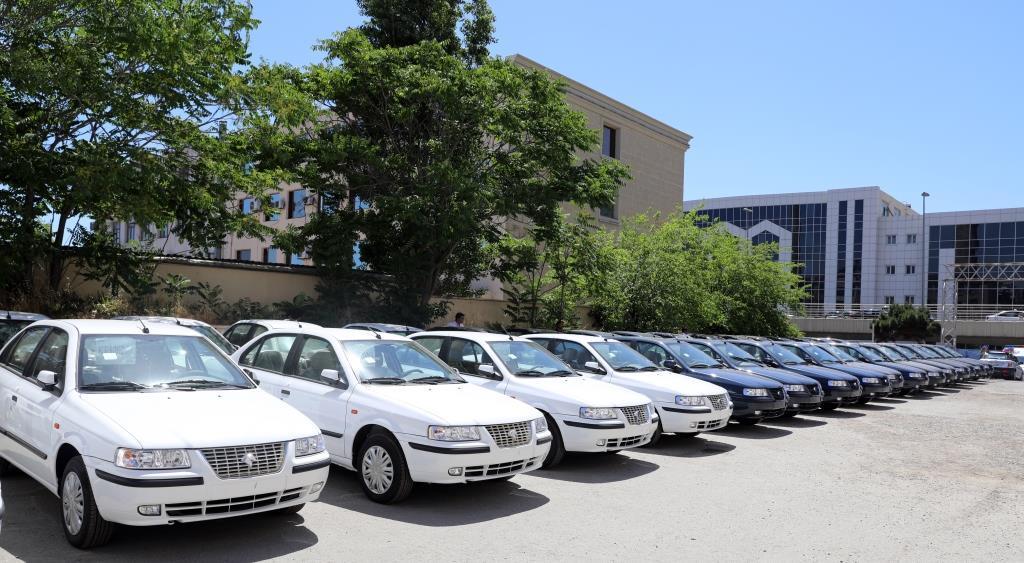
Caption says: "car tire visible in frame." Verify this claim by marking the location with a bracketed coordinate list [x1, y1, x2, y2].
[541, 414, 566, 468]
[60, 456, 115, 549]
[272, 503, 305, 515]
[357, 432, 414, 504]
[642, 420, 663, 448]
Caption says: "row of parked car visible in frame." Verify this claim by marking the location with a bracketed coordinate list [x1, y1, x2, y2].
[0, 313, 995, 548]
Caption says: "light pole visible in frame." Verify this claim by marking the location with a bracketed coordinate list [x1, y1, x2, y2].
[921, 192, 929, 309]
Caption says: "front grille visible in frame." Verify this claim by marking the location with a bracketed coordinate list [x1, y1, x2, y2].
[464, 457, 539, 478]
[619, 405, 649, 425]
[164, 486, 308, 517]
[708, 394, 729, 410]
[200, 442, 284, 479]
[485, 421, 532, 448]
[694, 418, 727, 430]
[769, 388, 785, 400]
[606, 434, 646, 448]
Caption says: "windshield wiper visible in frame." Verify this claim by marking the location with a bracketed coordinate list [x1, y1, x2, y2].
[689, 363, 713, 368]
[514, 369, 547, 377]
[616, 366, 640, 372]
[80, 381, 150, 391]
[638, 366, 661, 372]
[162, 379, 248, 390]
[784, 361, 801, 365]
[409, 376, 453, 385]
[549, 370, 575, 377]
[364, 377, 406, 385]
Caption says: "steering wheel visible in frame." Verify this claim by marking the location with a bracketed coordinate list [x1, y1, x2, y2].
[169, 369, 211, 380]
[403, 368, 424, 377]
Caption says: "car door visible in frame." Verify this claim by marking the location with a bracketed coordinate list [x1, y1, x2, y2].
[237, 334, 298, 401]
[281, 335, 350, 458]
[547, 339, 607, 380]
[445, 337, 508, 394]
[17, 328, 69, 484]
[0, 326, 49, 474]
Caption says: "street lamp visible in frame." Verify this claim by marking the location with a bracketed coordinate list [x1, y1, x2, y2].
[921, 192, 930, 309]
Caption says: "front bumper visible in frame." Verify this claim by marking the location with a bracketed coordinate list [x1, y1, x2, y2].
[555, 415, 657, 452]
[994, 367, 1017, 379]
[86, 451, 330, 527]
[859, 382, 893, 400]
[785, 393, 823, 413]
[730, 396, 788, 420]
[400, 433, 552, 483]
[822, 386, 862, 406]
[655, 402, 732, 434]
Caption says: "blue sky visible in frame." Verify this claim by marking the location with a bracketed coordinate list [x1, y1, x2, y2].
[249, 0, 1024, 213]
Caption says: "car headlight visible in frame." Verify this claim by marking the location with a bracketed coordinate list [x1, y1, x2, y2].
[674, 395, 706, 406]
[742, 388, 769, 397]
[862, 377, 881, 384]
[115, 448, 191, 470]
[533, 417, 548, 434]
[294, 434, 326, 457]
[428, 425, 482, 442]
[783, 384, 805, 393]
[827, 380, 849, 387]
[579, 407, 618, 420]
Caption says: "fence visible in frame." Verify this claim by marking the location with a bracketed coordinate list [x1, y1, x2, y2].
[795, 303, 1020, 321]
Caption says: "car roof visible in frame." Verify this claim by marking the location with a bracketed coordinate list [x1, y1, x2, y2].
[412, 330, 529, 342]
[234, 319, 320, 329]
[524, 332, 614, 344]
[258, 326, 410, 342]
[343, 322, 424, 332]
[41, 319, 202, 336]
[1, 311, 49, 321]
[113, 315, 213, 328]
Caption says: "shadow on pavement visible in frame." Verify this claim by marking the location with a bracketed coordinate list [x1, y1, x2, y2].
[905, 391, 937, 400]
[804, 409, 866, 419]
[318, 466, 549, 525]
[845, 403, 895, 411]
[931, 387, 962, 394]
[763, 416, 827, 428]
[872, 397, 907, 404]
[712, 423, 793, 439]
[0, 471, 318, 563]
[528, 451, 659, 484]
[638, 435, 736, 458]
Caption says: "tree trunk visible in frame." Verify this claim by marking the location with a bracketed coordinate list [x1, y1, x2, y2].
[47, 210, 71, 292]
[18, 185, 38, 292]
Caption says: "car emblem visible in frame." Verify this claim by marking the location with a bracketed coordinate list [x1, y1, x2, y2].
[241, 452, 257, 468]
[507, 429, 518, 440]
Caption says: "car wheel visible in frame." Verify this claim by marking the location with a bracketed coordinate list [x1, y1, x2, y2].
[60, 456, 114, 549]
[272, 503, 305, 515]
[541, 413, 566, 468]
[642, 419, 663, 448]
[358, 432, 413, 504]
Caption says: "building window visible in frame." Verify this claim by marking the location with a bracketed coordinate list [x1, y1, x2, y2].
[240, 197, 255, 215]
[236, 249, 252, 262]
[886, 234, 897, 245]
[905, 295, 915, 305]
[884, 296, 895, 305]
[907, 234, 917, 244]
[289, 189, 306, 219]
[289, 253, 305, 266]
[602, 126, 618, 159]
[906, 265, 916, 275]
[157, 224, 169, 238]
[126, 222, 136, 241]
[265, 193, 283, 221]
[599, 200, 618, 220]
[885, 265, 896, 275]
[263, 247, 279, 264]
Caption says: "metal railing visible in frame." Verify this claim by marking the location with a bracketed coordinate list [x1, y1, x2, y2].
[794, 304, 1023, 321]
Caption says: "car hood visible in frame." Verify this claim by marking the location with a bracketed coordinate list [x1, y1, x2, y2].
[875, 361, 925, 374]
[771, 363, 856, 382]
[361, 383, 541, 425]
[607, 370, 728, 400]
[733, 365, 818, 385]
[78, 389, 320, 450]
[817, 362, 888, 378]
[514, 376, 651, 408]
[689, 367, 783, 390]
[843, 361, 900, 376]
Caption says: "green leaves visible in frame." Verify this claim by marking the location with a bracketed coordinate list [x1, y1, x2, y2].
[873, 305, 940, 342]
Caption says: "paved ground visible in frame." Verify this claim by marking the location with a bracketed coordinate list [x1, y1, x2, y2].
[2, 379, 1023, 562]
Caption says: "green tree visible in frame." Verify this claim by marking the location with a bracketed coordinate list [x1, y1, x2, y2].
[873, 305, 941, 342]
[0, 0, 284, 304]
[159, 274, 194, 311]
[260, 0, 629, 325]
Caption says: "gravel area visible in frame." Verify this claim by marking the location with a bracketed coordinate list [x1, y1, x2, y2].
[2, 379, 1022, 562]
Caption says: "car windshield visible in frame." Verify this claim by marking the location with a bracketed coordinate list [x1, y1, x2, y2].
[822, 344, 857, 362]
[664, 341, 724, 369]
[191, 325, 236, 355]
[78, 334, 254, 391]
[910, 346, 939, 358]
[984, 351, 1011, 360]
[770, 343, 808, 365]
[340, 340, 463, 384]
[932, 347, 956, 358]
[489, 340, 577, 377]
[878, 345, 909, 360]
[851, 345, 886, 362]
[0, 319, 32, 346]
[892, 345, 922, 359]
[803, 345, 841, 364]
[711, 341, 762, 367]
[589, 342, 658, 371]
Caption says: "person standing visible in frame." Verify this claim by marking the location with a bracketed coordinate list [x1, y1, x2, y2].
[447, 312, 465, 328]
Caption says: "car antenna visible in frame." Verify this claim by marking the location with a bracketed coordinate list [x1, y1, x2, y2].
[365, 325, 382, 340]
[501, 326, 513, 341]
[138, 319, 150, 334]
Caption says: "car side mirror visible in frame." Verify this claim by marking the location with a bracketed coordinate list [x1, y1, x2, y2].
[37, 370, 57, 390]
[662, 359, 681, 372]
[242, 368, 259, 386]
[321, 369, 344, 385]
[478, 364, 496, 376]
[583, 361, 607, 375]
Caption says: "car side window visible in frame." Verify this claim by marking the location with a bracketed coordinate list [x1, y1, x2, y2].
[243, 335, 296, 374]
[292, 337, 344, 385]
[414, 336, 445, 357]
[29, 329, 69, 390]
[3, 327, 48, 374]
[636, 342, 668, 365]
[447, 338, 497, 378]
[549, 340, 598, 371]
[737, 344, 764, 362]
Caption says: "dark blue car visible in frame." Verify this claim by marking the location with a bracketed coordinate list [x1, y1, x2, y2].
[687, 338, 823, 416]
[613, 334, 787, 425]
[828, 341, 930, 395]
[731, 340, 861, 410]
[774, 341, 897, 403]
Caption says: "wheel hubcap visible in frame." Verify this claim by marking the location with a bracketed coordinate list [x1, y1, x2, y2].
[62, 472, 85, 535]
[361, 445, 394, 494]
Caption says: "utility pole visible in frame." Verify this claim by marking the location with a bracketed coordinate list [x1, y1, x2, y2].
[921, 192, 930, 310]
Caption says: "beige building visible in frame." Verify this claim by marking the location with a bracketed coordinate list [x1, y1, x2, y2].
[112, 55, 691, 277]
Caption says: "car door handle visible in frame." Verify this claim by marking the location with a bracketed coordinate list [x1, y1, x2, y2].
[280, 390, 290, 396]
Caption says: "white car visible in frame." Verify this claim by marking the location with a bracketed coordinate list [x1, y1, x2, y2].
[979, 351, 1023, 380]
[523, 333, 732, 444]
[410, 331, 658, 467]
[985, 310, 1023, 322]
[232, 327, 551, 504]
[223, 319, 321, 349]
[0, 320, 330, 548]
[114, 316, 236, 355]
